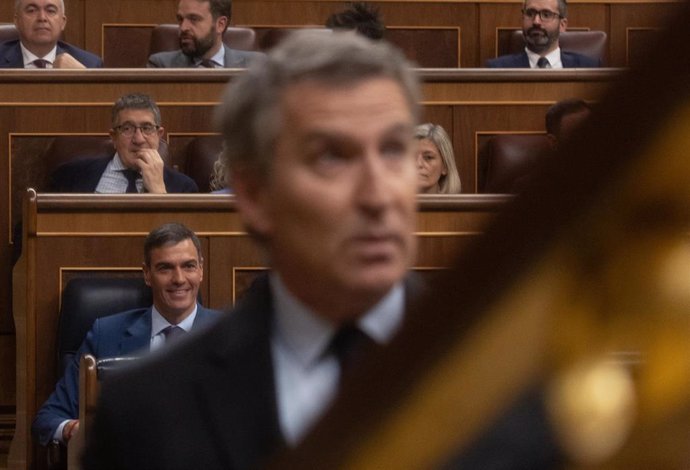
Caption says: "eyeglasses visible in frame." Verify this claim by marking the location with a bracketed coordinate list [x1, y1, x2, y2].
[114, 123, 159, 137]
[522, 8, 562, 21]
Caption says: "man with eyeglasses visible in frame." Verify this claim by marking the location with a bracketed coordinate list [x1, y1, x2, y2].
[487, 0, 600, 68]
[50, 93, 198, 193]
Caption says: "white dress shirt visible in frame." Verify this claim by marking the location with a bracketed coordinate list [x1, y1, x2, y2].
[526, 46, 563, 69]
[149, 304, 198, 350]
[269, 273, 405, 446]
[20, 42, 57, 68]
[194, 45, 225, 68]
[95, 153, 144, 193]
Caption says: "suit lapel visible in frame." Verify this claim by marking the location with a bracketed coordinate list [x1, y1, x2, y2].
[119, 308, 152, 354]
[197, 276, 284, 469]
[4, 42, 24, 67]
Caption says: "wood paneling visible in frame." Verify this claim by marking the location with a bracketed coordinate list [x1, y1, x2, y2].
[2, 1, 681, 67]
[8, 193, 507, 470]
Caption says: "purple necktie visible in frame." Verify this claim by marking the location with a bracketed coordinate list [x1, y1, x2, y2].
[33, 59, 49, 68]
[162, 325, 185, 343]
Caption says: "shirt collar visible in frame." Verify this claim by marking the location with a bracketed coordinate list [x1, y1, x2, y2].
[525, 46, 562, 69]
[20, 42, 57, 68]
[111, 153, 129, 171]
[194, 45, 225, 68]
[270, 272, 405, 369]
[150, 304, 198, 338]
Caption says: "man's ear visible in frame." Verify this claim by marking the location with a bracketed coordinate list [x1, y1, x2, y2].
[559, 17, 568, 32]
[216, 16, 228, 35]
[232, 168, 274, 240]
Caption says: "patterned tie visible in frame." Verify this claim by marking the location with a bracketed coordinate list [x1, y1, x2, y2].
[537, 57, 551, 69]
[162, 325, 186, 343]
[33, 59, 49, 68]
[329, 324, 378, 378]
[121, 169, 140, 193]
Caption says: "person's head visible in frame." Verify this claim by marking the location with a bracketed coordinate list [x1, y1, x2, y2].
[217, 31, 420, 323]
[177, 0, 231, 59]
[414, 123, 461, 194]
[545, 98, 591, 143]
[109, 93, 165, 170]
[143, 223, 203, 324]
[209, 148, 230, 192]
[521, 0, 567, 55]
[325, 2, 386, 41]
[14, 0, 67, 57]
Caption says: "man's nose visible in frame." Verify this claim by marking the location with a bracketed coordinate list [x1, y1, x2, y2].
[532, 13, 543, 25]
[131, 127, 146, 143]
[356, 153, 394, 214]
[171, 267, 184, 283]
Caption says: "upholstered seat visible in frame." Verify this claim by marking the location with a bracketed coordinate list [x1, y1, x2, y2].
[0, 24, 19, 43]
[478, 134, 553, 193]
[182, 135, 224, 192]
[149, 25, 256, 55]
[56, 277, 152, 375]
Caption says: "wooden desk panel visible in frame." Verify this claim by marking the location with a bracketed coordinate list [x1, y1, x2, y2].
[8, 192, 508, 470]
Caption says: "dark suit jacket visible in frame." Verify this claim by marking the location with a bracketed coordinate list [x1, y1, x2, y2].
[0, 39, 102, 68]
[83, 275, 421, 470]
[486, 50, 601, 68]
[31, 305, 219, 446]
[49, 156, 199, 193]
[147, 45, 263, 68]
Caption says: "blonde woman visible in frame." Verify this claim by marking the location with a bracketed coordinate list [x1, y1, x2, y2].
[414, 123, 461, 194]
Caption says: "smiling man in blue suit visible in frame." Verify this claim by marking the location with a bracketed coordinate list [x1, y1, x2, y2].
[487, 0, 600, 68]
[32, 223, 220, 447]
[1, 0, 102, 69]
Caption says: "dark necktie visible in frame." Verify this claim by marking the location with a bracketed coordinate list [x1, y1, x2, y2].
[537, 57, 551, 69]
[329, 324, 378, 378]
[162, 325, 186, 343]
[199, 59, 215, 68]
[121, 169, 140, 193]
[33, 59, 49, 68]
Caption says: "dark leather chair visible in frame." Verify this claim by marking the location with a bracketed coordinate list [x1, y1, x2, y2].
[182, 135, 223, 192]
[56, 277, 152, 375]
[148, 24, 256, 56]
[0, 24, 19, 43]
[503, 30, 607, 65]
[478, 134, 553, 193]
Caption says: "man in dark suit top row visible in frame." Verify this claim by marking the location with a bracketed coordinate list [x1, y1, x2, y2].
[147, 0, 262, 68]
[50, 93, 198, 193]
[32, 223, 219, 447]
[487, 0, 600, 68]
[0, 0, 102, 69]
[84, 30, 423, 470]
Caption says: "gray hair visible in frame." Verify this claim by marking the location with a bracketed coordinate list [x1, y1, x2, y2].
[215, 30, 420, 179]
[414, 123, 462, 194]
[15, 0, 65, 12]
[111, 93, 162, 127]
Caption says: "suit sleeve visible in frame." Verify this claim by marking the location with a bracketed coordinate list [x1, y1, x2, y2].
[147, 53, 163, 68]
[31, 320, 101, 446]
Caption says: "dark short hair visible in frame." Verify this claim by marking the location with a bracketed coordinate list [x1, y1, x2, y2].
[111, 93, 162, 127]
[545, 98, 591, 137]
[144, 223, 202, 266]
[523, 0, 567, 17]
[325, 2, 386, 40]
[206, 0, 232, 21]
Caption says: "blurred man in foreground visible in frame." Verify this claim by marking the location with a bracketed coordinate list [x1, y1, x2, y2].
[84, 31, 422, 470]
